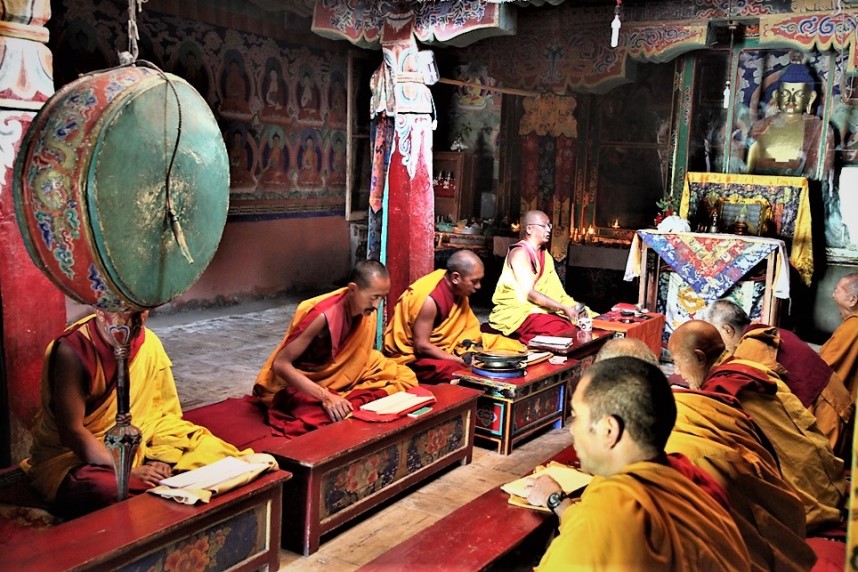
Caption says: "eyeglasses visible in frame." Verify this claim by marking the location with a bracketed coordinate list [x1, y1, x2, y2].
[529, 223, 553, 231]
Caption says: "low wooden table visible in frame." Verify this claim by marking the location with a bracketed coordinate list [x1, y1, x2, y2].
[359, 447, 580, 571]
[269, 383, 481, 555]
[4, 470, 290, 572]
[592, 311, 666, 357]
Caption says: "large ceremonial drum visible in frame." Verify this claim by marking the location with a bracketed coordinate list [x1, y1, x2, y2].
[13, 65, 229, 311]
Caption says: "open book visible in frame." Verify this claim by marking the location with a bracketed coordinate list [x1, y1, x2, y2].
[502, 461, 593, 512]
[528, 335, 574, 350]
[360, 390, 435, 416]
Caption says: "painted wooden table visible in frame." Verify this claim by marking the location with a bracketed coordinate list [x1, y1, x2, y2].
[3, 470, 290, 572]
[592, 310, 666, 357]
[269, 383, 481, 555]
[453, 330, 610, 455]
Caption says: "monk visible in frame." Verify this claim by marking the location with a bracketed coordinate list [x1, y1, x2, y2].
[669, 320, 847, 532]
[383, 250, 525, 383]
[488, 210, 593, 344]
[525, 356, 749, 570]
[820, 273, 858, 400]
[594, 338, 814, 571]
[704, 298, 853, 455]
[22, 310, 250, 519]
[254, 260, 417, 437]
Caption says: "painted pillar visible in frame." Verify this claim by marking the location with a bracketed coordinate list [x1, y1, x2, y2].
[373, 17, 435, 307]
[0, 0, 65, 465]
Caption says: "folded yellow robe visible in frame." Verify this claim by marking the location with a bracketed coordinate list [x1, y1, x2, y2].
[536, 460, 750, 571]
[23, 316, 250, 502]
[383, 269, 524, 363]
[256, 288, 417, 402]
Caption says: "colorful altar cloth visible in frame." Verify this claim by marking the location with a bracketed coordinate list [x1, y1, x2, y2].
[625, 231, 790, 302]
[680, 172, 812, 285]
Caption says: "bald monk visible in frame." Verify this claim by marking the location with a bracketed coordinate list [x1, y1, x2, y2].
[23, 310, 250, 519]
[820, 273, 858, 401]
[488, 210, 594, 344]
[704, 298, 853, 455]
[254, 260, 417, 437]
[669, 320, 847, 532]
[525, 357, 749, 570]
[595, 338, 813, 571]
[383, 250, 525, 383]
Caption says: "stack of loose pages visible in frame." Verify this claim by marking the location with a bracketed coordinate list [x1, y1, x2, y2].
[502, 461, 593, 512]
[148, 453, 277, 505]
[359, 390, 435, 415]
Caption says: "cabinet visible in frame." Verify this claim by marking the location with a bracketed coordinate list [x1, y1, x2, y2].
[433, 151, 476, 222]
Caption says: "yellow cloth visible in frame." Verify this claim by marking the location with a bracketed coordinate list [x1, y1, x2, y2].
[680, 172, 813, 285]
[820, 314, 858, 400]
[23, 316, 249, 503]
[255, 288, 417, 402]
[667, 391, 814, 572]
[536, 460, 750, 571]
[721, 358, 848, 531]
[383, 269, 524, 364]
[489, 245, 593, 336]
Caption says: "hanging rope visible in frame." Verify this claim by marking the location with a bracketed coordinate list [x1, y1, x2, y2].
[124, 0, 148, 64]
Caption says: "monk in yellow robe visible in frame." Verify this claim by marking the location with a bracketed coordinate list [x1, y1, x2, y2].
[594, 337, 814, 571]
[384, 250, 524, 383]
[669, 320, 847, 533]
[526, 357, 750, 570]
[820, 273, 858, 400]
[489, 210, 594, 344]
[22, 310, 249, 519]
[254, 260, 417, 436]
[705, 298, 853, 456]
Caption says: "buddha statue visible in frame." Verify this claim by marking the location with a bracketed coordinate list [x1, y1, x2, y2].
[746, 59, 833, 178]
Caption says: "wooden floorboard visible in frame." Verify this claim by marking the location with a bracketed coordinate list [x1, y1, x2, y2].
[277, 428, 573, 569]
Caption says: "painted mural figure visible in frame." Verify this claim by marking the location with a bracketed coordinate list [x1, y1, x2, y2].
[260, 60, 290, 125]
[220, 57, 252, 116]
[176, 48, 210, 101]
[260, 132, 289, 187]
[327, 75, 347, 126]
[328, 137, 346, 185]
[298, 136, 322, 186]
[297, 71, 323, 122]
[228, 130, 256, 190]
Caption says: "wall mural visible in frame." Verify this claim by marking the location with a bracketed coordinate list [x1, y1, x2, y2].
[50, 0, 351, 219]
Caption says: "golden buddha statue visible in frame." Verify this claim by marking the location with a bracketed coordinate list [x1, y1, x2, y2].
[746, 60, 833, 178]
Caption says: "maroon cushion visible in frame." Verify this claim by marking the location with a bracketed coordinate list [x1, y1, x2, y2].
[806, 537, 845, 571]
[184, 396, 279, 451]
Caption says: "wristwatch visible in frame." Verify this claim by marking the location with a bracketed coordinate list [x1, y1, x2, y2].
[546, 490, 568, 512]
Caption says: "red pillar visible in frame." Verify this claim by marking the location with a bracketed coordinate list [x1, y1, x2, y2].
[385, 115, 435, 305]
[0, 0, 66, 465]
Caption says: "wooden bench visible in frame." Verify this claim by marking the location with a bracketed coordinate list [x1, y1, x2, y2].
[359, 446, 578, 571]
[1, 468, 290, 571]
[186, 383, 481, 556]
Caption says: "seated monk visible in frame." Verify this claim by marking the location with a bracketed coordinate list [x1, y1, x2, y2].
[254, 260, 417, 437]
[595, 338, 814, 571]
[525, 357, 750, 570]
[704, 298, 853, 456]
[820, 273, 858, 401]
[488, 210, 594, 344]
[383, 250, 525, 383]
[21, 310, 250, 519]
[669, 320, 847, 533]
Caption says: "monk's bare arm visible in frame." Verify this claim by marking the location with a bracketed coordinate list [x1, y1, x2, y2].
[508, 248, 579, 322]
[272, 313, 352, 421]
[413, 297, 465, 365]
[51, 342, 114, 467]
